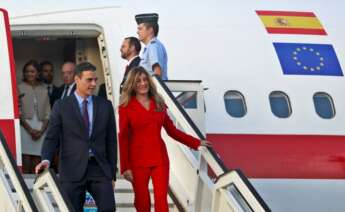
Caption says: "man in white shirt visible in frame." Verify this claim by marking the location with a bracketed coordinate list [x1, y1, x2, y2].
[119, 36, 141, 90]
[59, 62, 76, 99]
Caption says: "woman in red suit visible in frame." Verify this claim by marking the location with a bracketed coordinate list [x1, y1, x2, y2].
[119, 67, 210, 212]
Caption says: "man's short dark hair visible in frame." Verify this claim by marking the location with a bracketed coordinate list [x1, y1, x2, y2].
[75, 62, 96, 77]
[143, 22, 159, 37]
[125, 37, 141, 54]
[40, 60, 53, 70]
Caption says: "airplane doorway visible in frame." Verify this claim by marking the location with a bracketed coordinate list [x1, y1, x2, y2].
[12, 37, 107, 96]
[11, 26, 114, 174]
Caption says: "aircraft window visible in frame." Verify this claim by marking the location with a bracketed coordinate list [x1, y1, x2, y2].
[313, 92, 335, 119]
[173, 91, 197, 109]
[269, 91, 292, 118]
[224, 91, 247, 118]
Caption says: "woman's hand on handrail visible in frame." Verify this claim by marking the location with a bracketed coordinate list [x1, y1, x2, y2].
[200, 140, 212, 147]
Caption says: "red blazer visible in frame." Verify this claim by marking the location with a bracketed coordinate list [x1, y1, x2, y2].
[119, 97, 200, 174]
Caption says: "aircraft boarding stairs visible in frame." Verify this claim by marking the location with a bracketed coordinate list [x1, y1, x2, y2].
[0, 77, 270, 211]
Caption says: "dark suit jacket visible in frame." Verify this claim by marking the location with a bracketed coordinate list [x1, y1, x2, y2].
[49, 85, 60, 108]
[120, 56, 141, 89]
[41, 94, 117, 182]
[98, 83, 107, 99]
[57, 83, 76, 99]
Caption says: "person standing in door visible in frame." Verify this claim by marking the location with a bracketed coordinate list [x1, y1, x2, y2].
[52, 61, 77, 172]
[18, 60, 50, 173]
[58, 61, 76, 99]
[35, 62, 117, 212]
[118, 67, 210, 212]
[136, 13, 168, 80]
[40, 61, 60, 108]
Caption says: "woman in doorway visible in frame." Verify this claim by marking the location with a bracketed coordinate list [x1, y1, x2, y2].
[18, 60, 50, 174]
[118, 66, 211, 212]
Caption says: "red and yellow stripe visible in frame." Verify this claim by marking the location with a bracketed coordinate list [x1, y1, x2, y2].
[256, 10, 327, 35]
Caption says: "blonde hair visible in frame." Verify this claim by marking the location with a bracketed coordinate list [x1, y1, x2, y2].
[120, 66, 165, 111]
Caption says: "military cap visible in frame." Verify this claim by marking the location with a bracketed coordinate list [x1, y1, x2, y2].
[135, 13, 159, 24]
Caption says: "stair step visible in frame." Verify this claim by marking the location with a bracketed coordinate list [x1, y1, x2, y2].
[22, 174, 176, 211]
[23, 175, 155, 190]
[102, 208, 177, 212]
[116, 202, 175, 208]
[115, 192, 174, 204]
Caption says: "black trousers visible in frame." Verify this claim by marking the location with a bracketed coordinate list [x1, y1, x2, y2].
[60, 157, 115, 212]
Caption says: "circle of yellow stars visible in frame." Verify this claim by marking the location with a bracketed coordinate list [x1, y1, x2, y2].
[292, 46, 324, 72]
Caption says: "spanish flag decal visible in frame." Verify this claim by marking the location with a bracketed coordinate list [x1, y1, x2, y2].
[256, 10, 327, 35]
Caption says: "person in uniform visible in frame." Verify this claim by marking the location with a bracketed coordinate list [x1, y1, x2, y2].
[136, 13, 168, 80]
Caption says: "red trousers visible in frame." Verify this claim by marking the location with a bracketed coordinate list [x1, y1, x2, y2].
[132, 165, 169, 212]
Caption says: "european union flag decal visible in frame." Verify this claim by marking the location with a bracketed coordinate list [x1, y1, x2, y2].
[273, 43, 343, 76]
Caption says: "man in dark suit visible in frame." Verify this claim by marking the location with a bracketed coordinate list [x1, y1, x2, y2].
[98, 37, 141, 98]
[58, 61, 77, 99]
[97, 83, 107, 99]
[49, 61, 77, 173]
[120, 36, 141, 90]
[40, 61, 60, 108]
[36, 62, 117, 212]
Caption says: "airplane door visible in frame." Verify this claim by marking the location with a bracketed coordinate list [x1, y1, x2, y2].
[0, 8, 21, 166]
[97, 33, 115, 103]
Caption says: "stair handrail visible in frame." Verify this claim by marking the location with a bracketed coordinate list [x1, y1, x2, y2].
[153, 76, 270, 211]
[0, 129, 38, 211]
[33, 168, 75, 212]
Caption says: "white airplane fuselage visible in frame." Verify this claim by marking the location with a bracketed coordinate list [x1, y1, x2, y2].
[1, 0, 345, 211]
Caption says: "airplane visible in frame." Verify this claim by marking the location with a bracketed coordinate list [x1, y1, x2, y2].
[1, 0, 345, 211]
